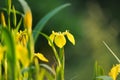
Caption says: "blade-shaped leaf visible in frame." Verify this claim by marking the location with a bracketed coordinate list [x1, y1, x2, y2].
[41, 64, 56, 76]
[97, 76, 112, 80]
[2, 27, 16, 80]
[32, 3, 71, 43]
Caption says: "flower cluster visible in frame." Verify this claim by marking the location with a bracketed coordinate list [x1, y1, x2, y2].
[0, 0, 74, 80]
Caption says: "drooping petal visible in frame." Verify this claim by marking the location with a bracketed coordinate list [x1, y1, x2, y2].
[54, 34, 66, 48]
[66, 31, 75, 45]
[48, 33, 55, 46]
[34, 53, 48, 62]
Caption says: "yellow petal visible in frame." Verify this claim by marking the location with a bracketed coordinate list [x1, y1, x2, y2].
[54, 34, 66, 48]
[19, 0, 32, 34]
[24, 10, 32, 30]
[34, 53, 48, 62]
[48, 33, 55, 46]
[0, 46, 5, 61]
[1, 12, 6, 27]
[16, 44, 29, 67]
[16, 30, 28, 46]
[109, 64, 120, 80]
[66, 32, 75, 45]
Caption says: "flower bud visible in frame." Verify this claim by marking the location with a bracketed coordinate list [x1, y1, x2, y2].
[1, 12, 6, 27]
[24, 10, 32, 34]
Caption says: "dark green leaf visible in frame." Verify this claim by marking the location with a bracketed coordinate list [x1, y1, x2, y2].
[32, 3, 71, 43]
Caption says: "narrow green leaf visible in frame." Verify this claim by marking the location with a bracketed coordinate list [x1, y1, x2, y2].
[97, 76, 112, 80]
[12, 6, 17, 27]
[1, 8, 23, 16]
[93, 61, 105, 80]
[45, 69, 54, 80]
[32, 3, 71, 43]
[41, 64, 56, 76]
[2, 27, 16, 80]
[16, 18, 22, 31]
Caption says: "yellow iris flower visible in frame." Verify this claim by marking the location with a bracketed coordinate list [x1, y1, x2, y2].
[49, 30, 75, 48]
[16, 30, 28, 46]
[109, 64, 120, 80]
[16, 34, 49, 67]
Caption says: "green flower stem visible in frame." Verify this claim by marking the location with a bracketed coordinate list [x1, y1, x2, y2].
[12, 6, 17, 27]
[4, 59, 7, 80]
[34, 58, 40, 80]
[59, 47, 65, 80]
[27, 30, 34, 61]
[52, 46, 61, 66]
[27, 35, 32, 60]
[39, 32, 61, 66]
[27, 33, 34, 79]
[7, 0, 11, 30]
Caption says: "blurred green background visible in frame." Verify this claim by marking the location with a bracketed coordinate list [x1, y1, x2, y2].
[1, 0, 120, 80]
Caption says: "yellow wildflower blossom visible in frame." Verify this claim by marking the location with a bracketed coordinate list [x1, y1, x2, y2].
[49, 30, 75, 48]
[16, 44, 29, 67]
[16, 30, 28, 46]
[34, 53, 48, 62]
[1, 12, 6, 27]
[109, 64, 120, 80]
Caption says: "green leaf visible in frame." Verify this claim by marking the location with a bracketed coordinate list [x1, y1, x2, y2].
[32, 3, 71, 43]
[2, 27, 16, 80]
[41, 64, 56, 76]
[1, 8, 23, 16]
[56, 66, 63, 80]
[93, 61, 105, 80]
[12, 6, 17, 27]
[97, 76, 112, 80]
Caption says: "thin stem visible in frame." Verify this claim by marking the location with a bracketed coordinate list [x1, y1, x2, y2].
[7, 0, 11, 30]
[39, 32, 61, 66]
[59, 47, 65, 80]
[51, 44, 61, 66]
[5, 59, 7, 80]
[103, 41, 120, 63]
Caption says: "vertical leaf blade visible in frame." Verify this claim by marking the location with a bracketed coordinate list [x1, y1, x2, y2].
[2, 27, 16, 80]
